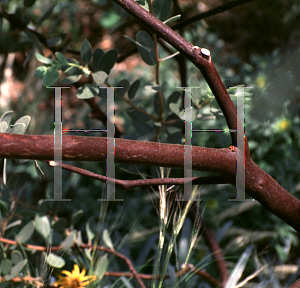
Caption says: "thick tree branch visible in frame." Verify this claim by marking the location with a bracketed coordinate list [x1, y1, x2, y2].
[1, 133, 300, 233]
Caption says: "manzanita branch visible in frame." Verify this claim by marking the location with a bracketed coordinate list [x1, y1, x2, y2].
[43, 160, 228, 190]
[1, 133, 300, 233]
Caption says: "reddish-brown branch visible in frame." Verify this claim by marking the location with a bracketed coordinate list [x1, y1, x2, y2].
[42, 160, 228, 190]
[1, 133, 300, 233]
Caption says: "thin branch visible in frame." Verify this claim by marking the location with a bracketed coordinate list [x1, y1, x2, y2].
[44, 160, 229, 190]
[171, 0, 256, 30]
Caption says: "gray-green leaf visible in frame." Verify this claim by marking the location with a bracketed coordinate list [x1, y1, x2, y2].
[81, 39, 93, 65]
[46, 253, 65, 268]
[35, 52, 53, 64]
[43, 67, 59, 86]
[116, 79, 130, 97]
[153, 0, 172, 21]
[76, 84, 99, 99]
[60, 75, 82, 84]
[128, 79, 141, 99]
[136, 31, 155, 65]
[93, 48, 105, 71]
[99, 49, 118, 74]
[92, 71, 107, 85]
[55, 52, 69, 65]
[15, 221, 35, 243]
[35, 214, 51, 242]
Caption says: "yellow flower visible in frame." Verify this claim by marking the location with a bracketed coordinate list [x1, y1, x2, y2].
[273, 118, 291, 132]
[256, 76, 266, 88]
[53, 264, 96, 288]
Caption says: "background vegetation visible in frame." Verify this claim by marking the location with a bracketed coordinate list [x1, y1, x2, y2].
[0, 0, 299, 287]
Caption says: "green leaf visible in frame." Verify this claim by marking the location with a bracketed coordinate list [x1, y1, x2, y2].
[99, 49, 118, 74]
[128, 79, 141, 99]
[5, 260, 27, 280]
[163, 14, 181, 25]
[46, 253, 65, 268]
[15, 221, 34, 243]
[103, 229, 114, 250]
[76, 84, 99, 99]
[136, 31, 155, 66]
[116, 79, 130, 97]
[0, 122, 8, 133]
[43, 67, 59, 86]
[93, 48, 104, 71]
[0, 111, 13, 126]
[12, 115, 31, 134]
[86, 217, 96, 242]
[10, 123, 25, 134]
[1, 259, 12, 275]
[60, 75, 82, 84]
[0, 199, 8, 214]
[169, 102, 181, 116]
[55, 52, 68, 65]
[35, 214, 51, 242]
[93, 255, 109, 280]
[35, 52, 53, 64]
[81, 39, 93, 65]
[61, 233, 75, 251]
[34, 66, 47, 79]
[92, 71, 107, 85]
[11, 250, 23, 265]
[153, 0, 172, 21]
[64, 66, 82, 76]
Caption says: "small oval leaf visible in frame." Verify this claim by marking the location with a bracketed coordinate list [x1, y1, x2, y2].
[93, 48, 105, 71]
[61, 233, 75, 251]
[116, 79, 130, 97]
[92, 71, 107, 85]
[15, 221, 35, 243]
[153, 0, 172, 21]
[136, 31, 155, 66]
[81, 39, 93, 65]
[128, 79, 141, 99]
[76, 84, 99, 99]
[55, 52, 68, 65]
[60, 75, 82, 84]
[46, 253, 65, 268]
[35, 52, 53, 64]
[103, 229, 114, 250]
[13, 116, 31, 134]
[35, 214, 51, 242]
[99, 49, 118, 74]
[43, 67, 59, 86]
[11, 250, 24, 265]
[34, 66, 47, 79]
[0, 259, 12, 275]
[0, 111, 13, 126]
